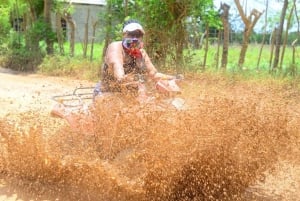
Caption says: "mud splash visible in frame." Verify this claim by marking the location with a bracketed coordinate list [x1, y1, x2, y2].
[0, 78, 299, 201]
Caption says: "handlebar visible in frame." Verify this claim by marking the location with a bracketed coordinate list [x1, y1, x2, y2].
[52, 86, 95, 107]
[51, 73, 183, 106]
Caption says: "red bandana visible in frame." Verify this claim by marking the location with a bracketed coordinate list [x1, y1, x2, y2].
[122, 38, 143, 59]
[125, 48, 142, 59]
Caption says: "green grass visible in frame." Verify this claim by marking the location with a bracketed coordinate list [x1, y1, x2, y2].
[24, 41, 300, 82]
[185, 44, 299, 71]
[38, 42, 104, 81]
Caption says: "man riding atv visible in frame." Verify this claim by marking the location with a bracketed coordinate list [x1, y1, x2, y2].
[51, 19, 183, 131]
[94, 19, 179, 101]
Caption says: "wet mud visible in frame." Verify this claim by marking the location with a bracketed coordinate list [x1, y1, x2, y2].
[0, 73, 300, 201]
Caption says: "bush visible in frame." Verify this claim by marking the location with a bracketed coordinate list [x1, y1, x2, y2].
[2, 47, 44, 71]
[0, 6, 10, 48]
[38, 55, 101, 80]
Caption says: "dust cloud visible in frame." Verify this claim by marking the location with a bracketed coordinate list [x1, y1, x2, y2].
[0, 76, 299, 201]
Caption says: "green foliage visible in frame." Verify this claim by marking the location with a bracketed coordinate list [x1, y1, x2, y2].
[29, 0, 44, 16]
[39, 55, 78, 76]
[0, 5, 11, 49]
[2, 19, 48, 71]
[39, 55, 100, 81]
[0, 0, 299, 81]
[25, 19, 46, 44]
[98, 0, 125, 42]
[3, 45, 44, 71]
[99, 0, 218, 70]
[8, 30, 23, 49]
[37, 42, 103, 80]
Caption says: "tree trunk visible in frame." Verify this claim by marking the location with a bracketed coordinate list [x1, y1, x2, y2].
[272, 0, 288, 70]
[291, 39, 298, 65]
[27, 0, 37, 24]
[25, 0, 39, 53]
[56, 13, 65, 55]
[102, 1, 112, 61]
[124, 0, 128, 17]
[220, 3, 230, 69]
[199, 32, 206, 49]
[90, 20, 98, 61]
[238, 28, 251, 68]
[174, 21, 185, 72]
[63, 11, 76, 57]
[165, 1, 187, 72]
[234, 0, 262, 69]
[279, 0, 295, 69]
[257, 0, 269, 70]
[83, 8, 90, 58]
[44, 0, 53, 54]
[294, 2, 300, 35]
[69, 19, 76, 57]
[269, 28, 277, 70]
[203, 26, 209, 70]
[215, 30, 221, 69]
[291, 39, 298, 75]
[12, 0, 22, 47]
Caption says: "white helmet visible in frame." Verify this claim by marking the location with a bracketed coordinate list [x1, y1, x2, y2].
[122, 22, 145, 35]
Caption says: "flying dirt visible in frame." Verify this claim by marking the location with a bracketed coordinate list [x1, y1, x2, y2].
[0, 68, 299, 201]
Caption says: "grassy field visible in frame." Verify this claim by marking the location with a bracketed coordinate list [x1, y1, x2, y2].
[185, 44, 299, 73]
[38, 42, 104, 81]
[37, 42, 299, 82]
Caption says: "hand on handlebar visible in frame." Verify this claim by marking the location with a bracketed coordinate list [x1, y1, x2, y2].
[175, 74, 184, 80]
[154, 72, 184, 81]
[119, 74, 145, 89]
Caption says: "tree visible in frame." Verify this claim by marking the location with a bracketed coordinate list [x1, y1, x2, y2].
[100, 0, 124, 61]
[90, 18, 98, 61]
[234, 0, 263, 69]
[83, 8, 90, 58]
[23, 0, 44, 54]
[269, 27, 277, 69]
[62, 3, 76, 57]
[272, 0, 288, 70]
[2, 0, 45, 70]
[164, 0, 187, 71]
[295, 1, 300, 36]
[279, 0, 296, 69]
[0, 3, 11, 47]
[257, 0, 269, 70]
[55, 12, 65, 55]
[219, 2, 230, 69]
[100, 0, 218, 72]
[44, 0, 53, 54]
[140, 0, 172, 67]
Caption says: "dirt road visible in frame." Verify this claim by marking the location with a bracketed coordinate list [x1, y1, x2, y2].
[0, 68, 300, 201]
[0, 68, 94, 117]
[0, 68, 95, 200]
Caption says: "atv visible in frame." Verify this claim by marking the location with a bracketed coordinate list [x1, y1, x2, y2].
[50, 75, 186, 132]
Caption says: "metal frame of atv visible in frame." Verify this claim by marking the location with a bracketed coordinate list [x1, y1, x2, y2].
[52, 86, 95, 107]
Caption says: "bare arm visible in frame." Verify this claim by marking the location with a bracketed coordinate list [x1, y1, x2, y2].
[105, 42, 140, 83]
[105, 42, 125, 81]
[142, 49, 175, 81]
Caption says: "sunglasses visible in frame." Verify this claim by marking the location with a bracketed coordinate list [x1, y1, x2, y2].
[123, 38, 141, 49]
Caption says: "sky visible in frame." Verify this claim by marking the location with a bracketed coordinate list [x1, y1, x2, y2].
[213, 0, 287, 32]
[213, 0, 283, 13]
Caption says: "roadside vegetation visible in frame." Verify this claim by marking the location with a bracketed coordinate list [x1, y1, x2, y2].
[0, 0, 299, 83]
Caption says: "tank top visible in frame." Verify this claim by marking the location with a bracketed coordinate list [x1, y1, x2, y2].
[102, 49, 146, 92]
